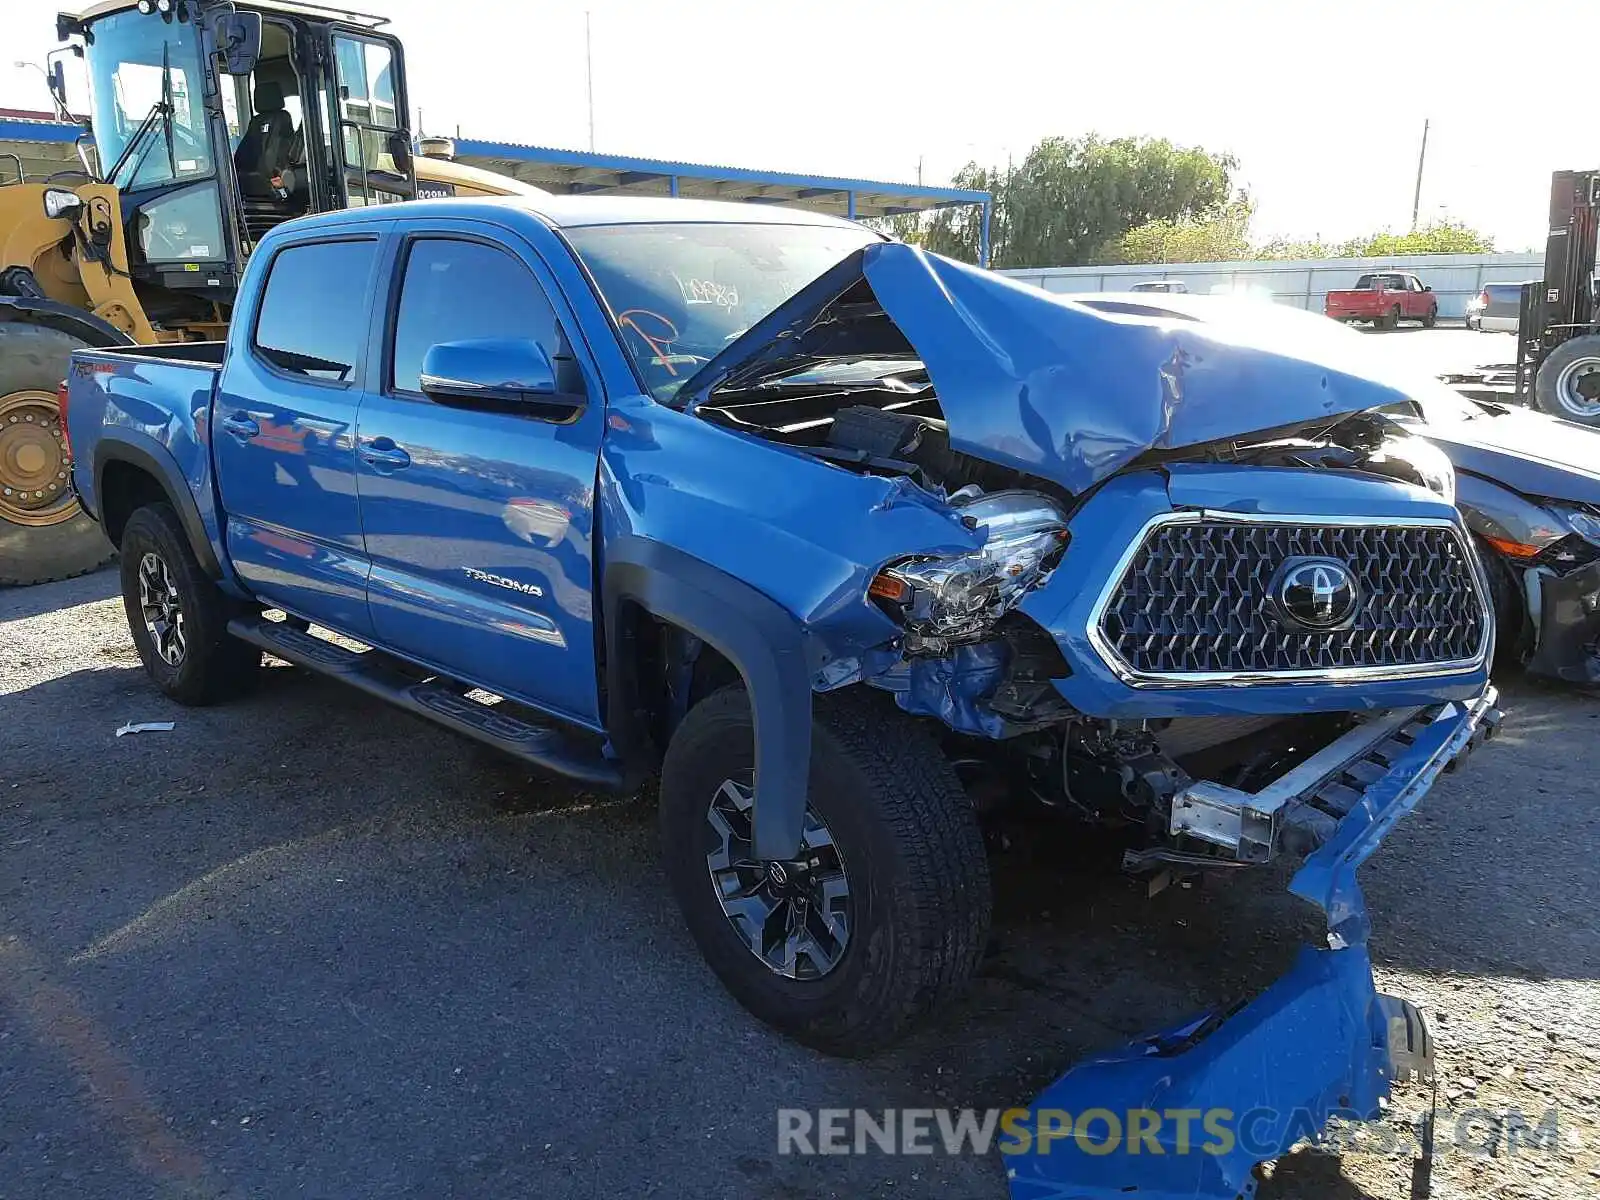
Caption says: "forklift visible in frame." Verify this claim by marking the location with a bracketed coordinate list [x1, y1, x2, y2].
[1445, 169, 1600, 427]
[0, 0, 540, 585]
[1520, 169, 1600, 425]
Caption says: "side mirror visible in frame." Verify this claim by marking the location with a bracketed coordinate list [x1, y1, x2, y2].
[420, 339, 578, 416]
[1423, 284, 1432, 292]
[386, 130, 413, 176]
[206, 10, 262, 75]
[48, 60, 68, 109]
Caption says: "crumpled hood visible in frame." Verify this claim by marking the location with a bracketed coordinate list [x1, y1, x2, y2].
[686, 243, 1416, 494]
[1420, 407, 1600, 506]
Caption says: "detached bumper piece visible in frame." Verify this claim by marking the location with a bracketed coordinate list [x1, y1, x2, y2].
[1527, 560, 1600, 689]
[1008, 687, 1495, 1200]
[1004, 946, 1433, 1200]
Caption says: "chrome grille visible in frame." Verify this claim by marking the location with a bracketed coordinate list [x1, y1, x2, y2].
[1097, 519, 1488, 680]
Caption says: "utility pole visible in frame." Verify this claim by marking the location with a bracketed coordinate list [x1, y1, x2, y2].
[585, 11, 596, 152]
[1411, 117, 1430, 230]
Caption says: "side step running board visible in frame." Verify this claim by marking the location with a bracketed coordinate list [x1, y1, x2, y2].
[228, 616, 631, 791]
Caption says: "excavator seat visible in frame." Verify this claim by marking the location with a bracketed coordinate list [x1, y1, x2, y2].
[234, 81, 301, 242]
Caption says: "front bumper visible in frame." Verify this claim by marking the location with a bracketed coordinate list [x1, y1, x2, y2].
[1527, 559, 1600, 689]
[1004, 686, 1499, 1200]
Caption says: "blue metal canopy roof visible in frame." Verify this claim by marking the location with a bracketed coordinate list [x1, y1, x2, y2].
[0, 118, 994, 262]
[451, 141, 993, 264]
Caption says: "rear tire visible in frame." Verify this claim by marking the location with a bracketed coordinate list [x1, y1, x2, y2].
[0, 323, 115, 585]
[660, 686, 990, 1056]
[1378, 305, 1400, 330]
[119, 503, 261, 705]
[1533, 335, 1600, 425]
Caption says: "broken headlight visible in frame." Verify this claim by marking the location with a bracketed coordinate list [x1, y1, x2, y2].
[1539, 504, 1600, 570]
[1553, 504, 1600, 548]
[870, 491, 1069, 653]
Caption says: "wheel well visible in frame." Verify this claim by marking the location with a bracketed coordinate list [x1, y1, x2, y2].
[98, 460, 171, 549]
[607, 598, 741, 760]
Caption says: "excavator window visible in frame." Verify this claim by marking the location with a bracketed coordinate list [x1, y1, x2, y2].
[84, 8, 213, 191]
[221, 21, 312, 240]
[332, 34, 406, 204]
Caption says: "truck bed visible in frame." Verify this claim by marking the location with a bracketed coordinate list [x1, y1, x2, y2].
[65, 343, 227, 552]
[83, 341, 227, 365]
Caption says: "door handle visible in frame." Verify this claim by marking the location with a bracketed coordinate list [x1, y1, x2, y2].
[219, 413, 259, 439]
[359, 438, 411, 471]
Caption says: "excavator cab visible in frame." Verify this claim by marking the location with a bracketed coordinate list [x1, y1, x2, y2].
[0, 0, 431, 585]
[56, 0, 416, 325]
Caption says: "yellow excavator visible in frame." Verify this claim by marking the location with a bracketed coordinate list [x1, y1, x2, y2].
[0, 0, 543, 584]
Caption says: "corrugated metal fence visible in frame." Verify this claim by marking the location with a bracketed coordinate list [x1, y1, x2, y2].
[999, 253, 1544, 320]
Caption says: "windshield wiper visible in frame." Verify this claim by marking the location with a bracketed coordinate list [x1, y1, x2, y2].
[159, 41, 177, 181]
[752, 364, 929, 393]
[106, 99, 168, 187]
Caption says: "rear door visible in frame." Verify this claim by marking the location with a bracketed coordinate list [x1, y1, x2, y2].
[213, 233, 383, 634]
[354, 220, 605, 729]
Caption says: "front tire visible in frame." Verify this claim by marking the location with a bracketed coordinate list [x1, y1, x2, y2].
[660, 686, 990, 1056]
[0, 323, 115, 585]
[1423, 306, 1437, 329]
[119, 503, 261, 705]
[1534, 335, 1600, 425]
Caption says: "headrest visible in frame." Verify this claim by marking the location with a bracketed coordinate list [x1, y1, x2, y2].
[254, 81, 285, 114]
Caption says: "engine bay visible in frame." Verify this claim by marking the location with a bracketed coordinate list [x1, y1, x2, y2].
[696, 364, 1448, 503]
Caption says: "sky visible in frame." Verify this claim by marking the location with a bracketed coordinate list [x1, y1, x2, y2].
[3, 0, 1596, 251]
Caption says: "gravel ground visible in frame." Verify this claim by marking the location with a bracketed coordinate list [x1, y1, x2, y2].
[3, 562, 1596, 1200]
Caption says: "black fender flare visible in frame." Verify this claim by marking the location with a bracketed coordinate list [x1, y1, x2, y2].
[92, 433, 223, 577]
[0, 294, 135, 348]
[604, 537, 813, 861]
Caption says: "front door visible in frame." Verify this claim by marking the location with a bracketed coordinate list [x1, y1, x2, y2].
[354, 226, 604, 729]
[212, 234, 381, 635]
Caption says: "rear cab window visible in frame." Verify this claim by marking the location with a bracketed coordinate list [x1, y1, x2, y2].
[252, 239, 379, 382]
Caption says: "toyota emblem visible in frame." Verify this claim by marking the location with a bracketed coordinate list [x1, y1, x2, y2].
[1272, 557, 1360, 630]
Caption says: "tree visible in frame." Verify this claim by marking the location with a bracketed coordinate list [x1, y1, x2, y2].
[921, 163, 1003, 263]
[1095, 199, 1254, 265]
[864, 212, 927, 246]
[1342, 221, 1495, 257]
[920, 137, 1239, 268]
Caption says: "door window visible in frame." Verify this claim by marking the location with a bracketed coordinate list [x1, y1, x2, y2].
[390, 238, 577, 396]
[333, 34, 403, 195]
[253, 239, 379, 382]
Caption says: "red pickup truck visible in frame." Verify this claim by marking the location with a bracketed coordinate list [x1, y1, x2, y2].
[1324, 271, 1439, 329]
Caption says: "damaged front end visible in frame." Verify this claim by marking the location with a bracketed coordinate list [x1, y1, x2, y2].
[1503, 515, 1600, 690]
[604, 236, 1503, 1189]
[652, 243, 1506, 1193]
[1526, 554, 1600, 688]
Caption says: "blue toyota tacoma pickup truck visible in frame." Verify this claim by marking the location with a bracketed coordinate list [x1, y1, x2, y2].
[66, 195, 1500, 1198]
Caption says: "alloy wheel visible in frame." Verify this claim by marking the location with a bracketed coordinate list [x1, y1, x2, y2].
[137, 551, 187, 667]
[704, 773, 852, 980]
